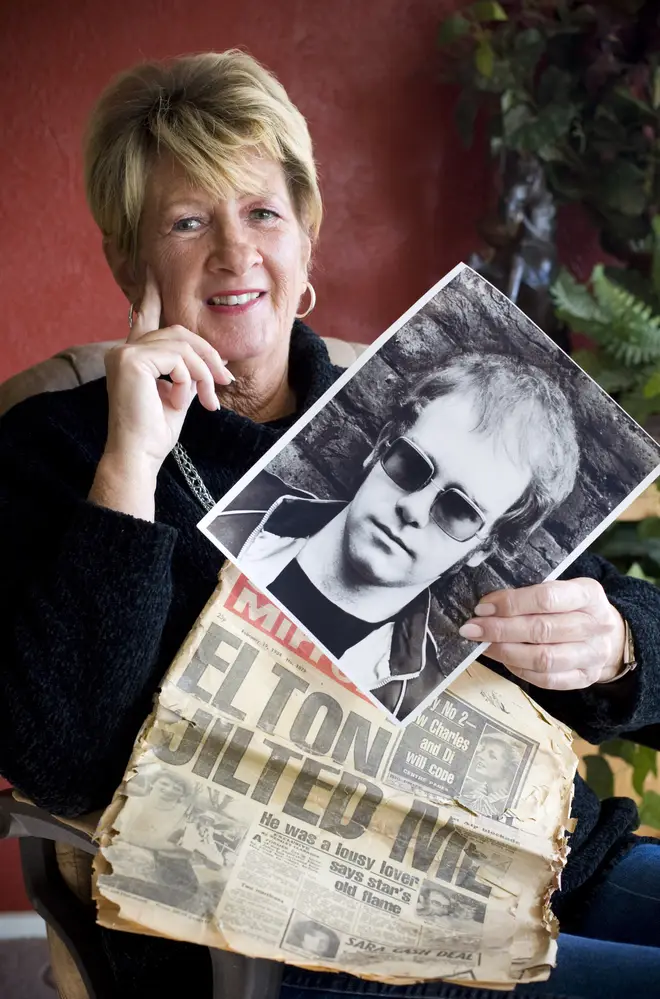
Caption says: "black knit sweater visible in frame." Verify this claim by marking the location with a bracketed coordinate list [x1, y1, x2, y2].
[0, 322, 658, 997]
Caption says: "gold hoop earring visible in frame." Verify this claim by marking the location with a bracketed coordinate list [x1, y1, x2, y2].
[128, 303, 136, 330]
[295, 283, 316, 319]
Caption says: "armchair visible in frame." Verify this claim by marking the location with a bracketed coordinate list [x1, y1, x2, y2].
[0, 789, 284, 999]
[2, 334, 659, 996]
[0, 334, 365, 999]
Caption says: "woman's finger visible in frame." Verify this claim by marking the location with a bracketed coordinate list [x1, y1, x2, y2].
[485, 639, 597, 677]
[162, 358, 197, 411]
[154, 343, 219, 412]
[459, 610, 596, 646]
[164, 341, 222, 409]
[129, 268, 162, 342]
[126, 342, 218, 412]
[157, 377, 197, 412]
[166, 329, 233, 387]
[136, 326, 232, 387]
[502, 665, 595, 692]
[474, 578, 607, 620]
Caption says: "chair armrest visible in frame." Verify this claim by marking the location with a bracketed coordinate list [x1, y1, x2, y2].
[323, 336, 367, 368]
[0, 789, 97, 855]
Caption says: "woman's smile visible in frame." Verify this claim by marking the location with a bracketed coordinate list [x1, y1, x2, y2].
[205, 289, 266, 314]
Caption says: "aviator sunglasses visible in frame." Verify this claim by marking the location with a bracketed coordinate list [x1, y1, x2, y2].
[380, 437, 487, 543]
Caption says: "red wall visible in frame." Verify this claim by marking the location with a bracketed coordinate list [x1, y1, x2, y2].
[0, 0, 489, 382]
[0, 0, 489, 910]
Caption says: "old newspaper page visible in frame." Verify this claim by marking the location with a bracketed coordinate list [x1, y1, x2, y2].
[94, 564, 576, 988]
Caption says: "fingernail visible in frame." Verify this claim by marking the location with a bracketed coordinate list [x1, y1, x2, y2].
[225, 370, 236, 383]
[474, 602, 496, 617]
[459, 623, 483, 640]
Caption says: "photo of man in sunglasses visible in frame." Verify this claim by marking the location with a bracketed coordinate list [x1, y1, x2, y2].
[207, 353, 579, 721]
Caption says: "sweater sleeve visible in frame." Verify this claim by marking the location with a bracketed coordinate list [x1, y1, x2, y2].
[0, 394, 178, 817]
[527, 553, 660, 745]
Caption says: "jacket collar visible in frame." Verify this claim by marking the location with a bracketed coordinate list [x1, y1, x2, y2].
[257, 493, 434, 680]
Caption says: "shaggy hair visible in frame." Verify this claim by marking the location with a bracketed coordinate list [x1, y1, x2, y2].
[373, 353, 580, 558]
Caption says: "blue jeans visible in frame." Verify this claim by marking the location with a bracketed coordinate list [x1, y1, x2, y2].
[279, 840, 660, 999]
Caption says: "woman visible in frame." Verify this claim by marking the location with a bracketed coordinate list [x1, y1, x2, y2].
[460, 732, 524, 819]
[1, 49, 660, 999]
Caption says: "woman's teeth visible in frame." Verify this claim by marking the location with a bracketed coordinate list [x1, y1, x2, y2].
[208, 292, 261, 306]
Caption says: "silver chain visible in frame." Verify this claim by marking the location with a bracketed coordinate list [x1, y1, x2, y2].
[172, 442, 216, 513]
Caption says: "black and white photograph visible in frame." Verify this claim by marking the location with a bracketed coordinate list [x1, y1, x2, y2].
[384, 690, 537, 817]
[458, 727, 527, 820]
[416, 883, 485, 951]
[282, 913, 342, 960]
[99, 768, 249, 918]
[199, 264, 660, 725]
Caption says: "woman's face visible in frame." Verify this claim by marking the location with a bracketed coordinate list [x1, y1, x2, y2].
[135, 152, 311, 363]
[473, 740, 510, 783]
[150, 775, 187, 808]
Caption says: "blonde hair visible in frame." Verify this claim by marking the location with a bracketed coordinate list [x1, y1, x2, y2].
[83, 50, 322, 260]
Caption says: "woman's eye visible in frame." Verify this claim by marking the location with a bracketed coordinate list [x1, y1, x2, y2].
[172, 217, 203, 232]
[250, 208, 279, 222]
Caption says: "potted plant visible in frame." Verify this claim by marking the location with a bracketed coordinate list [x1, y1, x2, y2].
[439, 0, 660, 827]
[439, 0, 660, 422]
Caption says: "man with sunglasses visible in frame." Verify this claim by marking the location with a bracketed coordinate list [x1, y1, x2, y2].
[208, 352, 581, 719]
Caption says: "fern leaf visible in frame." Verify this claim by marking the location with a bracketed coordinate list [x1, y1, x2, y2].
[591, 265, 653, 321]
[551, 268, 608, 326]
[591, 265, 660, 365]
[599, 313, 660, 365]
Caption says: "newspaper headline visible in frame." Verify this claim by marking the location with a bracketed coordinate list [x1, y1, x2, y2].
[94, 564, 576, 989]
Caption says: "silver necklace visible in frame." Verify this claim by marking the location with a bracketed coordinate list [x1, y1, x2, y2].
[172, 442, 216, 513]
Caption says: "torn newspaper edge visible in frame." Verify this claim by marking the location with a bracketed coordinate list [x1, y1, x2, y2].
[94, 563, 577, 988]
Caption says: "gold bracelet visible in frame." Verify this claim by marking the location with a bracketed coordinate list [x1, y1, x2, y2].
[598, 618, 637, 684]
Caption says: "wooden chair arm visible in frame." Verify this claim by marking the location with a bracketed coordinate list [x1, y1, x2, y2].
[0, 788, 97, 855]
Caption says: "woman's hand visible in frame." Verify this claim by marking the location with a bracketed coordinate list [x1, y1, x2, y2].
[459, 578, 627, 690]
[105, 272, 232, 469]
[89, 272, 232, 520]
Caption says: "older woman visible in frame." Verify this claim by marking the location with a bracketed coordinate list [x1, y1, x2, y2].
[2, 49, 660, 999]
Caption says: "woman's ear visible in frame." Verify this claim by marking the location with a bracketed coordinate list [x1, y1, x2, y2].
[103, 239, 141, 303]
[300, 229, 313, 284]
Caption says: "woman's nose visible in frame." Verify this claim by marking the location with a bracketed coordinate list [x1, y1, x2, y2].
[207, 225, 262, 274]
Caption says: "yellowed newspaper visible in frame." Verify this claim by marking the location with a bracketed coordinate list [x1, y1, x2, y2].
[93, 564, 576, 988]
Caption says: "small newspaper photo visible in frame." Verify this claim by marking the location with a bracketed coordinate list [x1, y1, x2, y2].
[199, 263, 660, 725]
[94, 563, 577, 989]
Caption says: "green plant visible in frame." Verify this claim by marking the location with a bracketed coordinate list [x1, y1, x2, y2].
[582, 739, 660, 827]
[440, 1, 660, 423]
[593, 517, 660, 577]
[439, 2, 660, 825]
[551, 247, 660, 422]
[439, 0, 660, 254]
